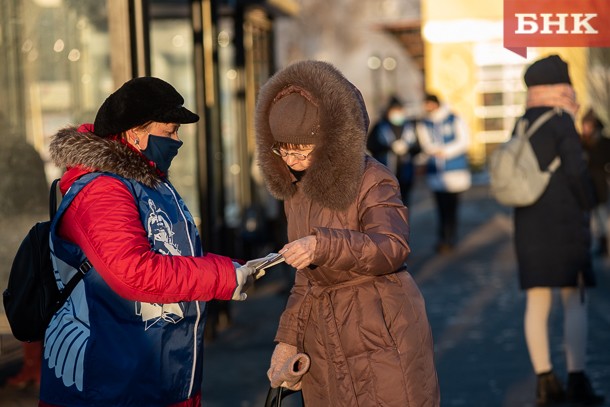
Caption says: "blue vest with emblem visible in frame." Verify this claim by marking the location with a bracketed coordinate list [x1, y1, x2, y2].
[422, 113, 469, 174]
[42, 172, 206, 407]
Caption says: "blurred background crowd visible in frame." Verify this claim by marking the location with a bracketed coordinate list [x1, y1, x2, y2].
[1, 0, 610, 405]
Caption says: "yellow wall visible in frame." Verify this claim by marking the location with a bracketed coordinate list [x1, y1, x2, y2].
[424, 42, 484, 166]
[424, 0, 501, 20]
[422, 0, 501, 167]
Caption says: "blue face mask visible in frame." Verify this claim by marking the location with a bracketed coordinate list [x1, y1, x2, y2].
[141, 134, 183, 174]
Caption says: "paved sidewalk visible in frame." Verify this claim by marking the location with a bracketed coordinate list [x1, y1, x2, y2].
[1, 179, 608, 406]
[198, 180, 610, 407]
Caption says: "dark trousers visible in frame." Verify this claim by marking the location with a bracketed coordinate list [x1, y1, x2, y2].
[399, 181, 413, 208]
[434, 191, 460, 246]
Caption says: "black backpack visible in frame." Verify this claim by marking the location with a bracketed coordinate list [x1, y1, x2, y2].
[2, 179, 91, 342]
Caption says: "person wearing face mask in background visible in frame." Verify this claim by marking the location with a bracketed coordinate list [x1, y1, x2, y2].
[367, 96, 421, 206]
[38, 77, 256, 407]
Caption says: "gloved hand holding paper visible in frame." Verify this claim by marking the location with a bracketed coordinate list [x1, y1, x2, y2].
[246, 252, 285, 279]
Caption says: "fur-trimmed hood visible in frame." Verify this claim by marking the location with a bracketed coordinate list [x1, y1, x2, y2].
[255, 60, 370, 210]
[49, 126, 162, 188]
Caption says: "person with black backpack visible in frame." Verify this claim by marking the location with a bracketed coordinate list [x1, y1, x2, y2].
[36, 77, 256, 407]
[514, 55, 604, 406]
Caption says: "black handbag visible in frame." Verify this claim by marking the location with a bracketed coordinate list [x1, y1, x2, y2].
[264, 386, 303, 407]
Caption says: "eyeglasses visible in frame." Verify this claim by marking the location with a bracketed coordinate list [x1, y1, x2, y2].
[271, 147, 313, 161]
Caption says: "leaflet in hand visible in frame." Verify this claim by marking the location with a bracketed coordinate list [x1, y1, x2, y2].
[246, 253, 285, 279]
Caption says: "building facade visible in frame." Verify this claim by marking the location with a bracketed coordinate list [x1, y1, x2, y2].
[0, 0, 297, 264]
[421, 0, 590, 168]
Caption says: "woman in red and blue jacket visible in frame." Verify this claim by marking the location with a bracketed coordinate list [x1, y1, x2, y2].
[40, 77, 255, 407]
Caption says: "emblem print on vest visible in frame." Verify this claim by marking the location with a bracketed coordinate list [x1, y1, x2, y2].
[147, 199, 181, 255]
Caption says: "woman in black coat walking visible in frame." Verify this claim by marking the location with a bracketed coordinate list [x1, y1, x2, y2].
[514, 55, 604, 406]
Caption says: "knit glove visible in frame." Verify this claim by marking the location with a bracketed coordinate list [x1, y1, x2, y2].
[267, 343, 311, 391]
[232, 263, 255, 301]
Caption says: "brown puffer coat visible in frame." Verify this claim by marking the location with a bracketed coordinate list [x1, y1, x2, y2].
[255, 60, 440, 406]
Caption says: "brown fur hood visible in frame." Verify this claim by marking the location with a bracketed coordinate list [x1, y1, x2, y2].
[49, 126, 162, 188]
[255, 60, 370, 210]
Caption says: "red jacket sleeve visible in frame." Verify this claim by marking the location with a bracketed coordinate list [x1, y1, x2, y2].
[58, 175, 237, 303]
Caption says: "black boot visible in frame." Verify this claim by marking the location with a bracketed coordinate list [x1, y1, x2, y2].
[566, 371, 605, 405]
[537, 371, 566, 405]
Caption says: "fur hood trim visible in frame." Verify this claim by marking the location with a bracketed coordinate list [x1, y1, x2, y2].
[49, 126, 162, 188]
[255, 60, 370, 210]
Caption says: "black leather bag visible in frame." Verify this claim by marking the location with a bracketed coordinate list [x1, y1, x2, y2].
[264, 386, 303, 407]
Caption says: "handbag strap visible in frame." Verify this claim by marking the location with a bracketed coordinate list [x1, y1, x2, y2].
[264, 387, 302, 407]
[264, 387, 281, 407]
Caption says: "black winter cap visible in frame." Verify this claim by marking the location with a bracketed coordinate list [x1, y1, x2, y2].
[524, 54, 572, 88]
[386, 95, 403, 109]
[93, 77, 199, 137]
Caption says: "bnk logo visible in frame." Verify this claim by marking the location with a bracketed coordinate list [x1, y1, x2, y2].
[504, 0, 610, 57]
[516, 14, 598, 35]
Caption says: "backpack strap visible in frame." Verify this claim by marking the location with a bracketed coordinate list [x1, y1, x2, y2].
[56, 259, 92, 303]
[47, 177, 89, 301]
[518, 108, 562, 172]
[50, 173, 107, 297]
[547, 156, 561, 172]
[524, 108, 560, 139]
[49, 178, 60, 220]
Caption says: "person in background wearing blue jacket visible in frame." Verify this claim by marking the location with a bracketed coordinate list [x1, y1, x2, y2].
[416, 93, 471, 254]
[367, 96, 421, 206]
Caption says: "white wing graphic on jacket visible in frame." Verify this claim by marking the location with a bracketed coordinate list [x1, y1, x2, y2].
[44, 283, 89, 392]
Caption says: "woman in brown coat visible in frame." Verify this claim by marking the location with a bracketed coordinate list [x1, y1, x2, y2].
[255, 60, 440, 406]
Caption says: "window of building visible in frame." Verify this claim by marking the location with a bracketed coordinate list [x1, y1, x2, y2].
[1, 0, 112, 184]
[472, 42, 533, 148]
[149, 0, 199, 218]
[474, 64, 526, 145]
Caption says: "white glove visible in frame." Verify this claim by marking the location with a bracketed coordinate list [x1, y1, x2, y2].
[232, 264, 256, 301]
[246, 253, 284, 280]
[391, 139, 408, 155]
